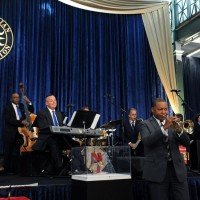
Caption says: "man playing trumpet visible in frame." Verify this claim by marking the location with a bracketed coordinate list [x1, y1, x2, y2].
[140, 98, 190, 200]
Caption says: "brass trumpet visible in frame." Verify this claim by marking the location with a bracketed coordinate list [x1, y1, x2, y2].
[172, 120, 194, 134]
[171, 121, 183, 133]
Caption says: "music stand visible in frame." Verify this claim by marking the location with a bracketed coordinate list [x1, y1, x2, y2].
[68, 110, 100, 174]
[59, 110, 100, 176]
[67, 110, 100, 129]
[68, 109, 101, 149]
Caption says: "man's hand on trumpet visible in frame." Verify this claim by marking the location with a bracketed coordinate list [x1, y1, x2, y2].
[163, 116, 182, 133]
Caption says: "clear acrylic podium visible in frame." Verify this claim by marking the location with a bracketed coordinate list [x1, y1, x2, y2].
[71, 145, 131, 180]
[71, 146, 132, 200]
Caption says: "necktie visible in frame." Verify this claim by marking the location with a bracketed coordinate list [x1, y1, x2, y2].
[160, 121, 172, 161]
[131, 121, 135, 130]
[52, 111, 59, 126]
[16, 105, 22, 119]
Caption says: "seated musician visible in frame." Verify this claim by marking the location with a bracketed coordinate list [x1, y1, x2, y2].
[32, 94, 79, 175]
[81, 106, 90, 111]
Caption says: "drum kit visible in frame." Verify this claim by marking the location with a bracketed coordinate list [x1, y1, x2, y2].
[100, 119, 121, 146]
[73, 119, 121, 147]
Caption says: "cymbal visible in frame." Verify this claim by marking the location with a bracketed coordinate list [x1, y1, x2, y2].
[106, 129, 116, 133]
[100, 120, 121, 128]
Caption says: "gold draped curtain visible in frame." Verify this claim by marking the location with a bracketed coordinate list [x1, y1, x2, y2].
[58, 0, 180, 113]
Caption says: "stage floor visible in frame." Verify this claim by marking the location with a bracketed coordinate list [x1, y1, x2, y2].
[0, 173, 71, 187]
[0, 169, 199, 187]
[1, 171, 200, 200]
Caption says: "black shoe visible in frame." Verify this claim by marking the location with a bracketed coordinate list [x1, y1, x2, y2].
[5, 172, 16, 176]
[73, 169, 81, 175]
[40, 169, 49, 176]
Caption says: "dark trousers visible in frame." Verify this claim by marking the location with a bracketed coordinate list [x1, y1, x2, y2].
[196, 140, 200, 171]
[148, 162, 190, 200]
[46, 136, 63, 170]
[4, 138, 21, 173]
[45, 135, 80, 171]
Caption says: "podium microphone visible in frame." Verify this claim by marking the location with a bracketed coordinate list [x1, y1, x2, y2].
[170, 89, 181, 93]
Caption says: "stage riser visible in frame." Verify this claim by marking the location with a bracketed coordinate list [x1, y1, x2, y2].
[0, 177, 199, 200]
[72, 179, 132, 200]
[0, 155, 4, 173]
[20, 152, 145, 177]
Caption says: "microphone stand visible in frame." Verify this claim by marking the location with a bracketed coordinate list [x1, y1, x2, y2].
[104, 95, 127, 145]
[120, 107, 127, 145]
[82, 120, 88, 173]
[173, 91, 194, 118]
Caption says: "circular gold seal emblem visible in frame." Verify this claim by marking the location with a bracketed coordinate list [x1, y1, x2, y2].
[0, 18, 14, 60]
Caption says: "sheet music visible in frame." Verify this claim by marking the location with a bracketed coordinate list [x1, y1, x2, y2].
[67, 111, 76, 127]
[67, 110, 100, 129]
[63, 116, 68, 125]
[91, 114, 100, 129]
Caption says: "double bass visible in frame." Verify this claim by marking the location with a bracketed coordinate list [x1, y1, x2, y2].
[18, 83, 38, 152]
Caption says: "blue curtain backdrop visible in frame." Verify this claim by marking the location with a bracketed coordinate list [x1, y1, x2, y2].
[183, 57, 200, 120]
[0, 0, 170, 154]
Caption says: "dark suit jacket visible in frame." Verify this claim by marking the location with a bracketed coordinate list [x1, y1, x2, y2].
[32, 108, 64, 151]
[194, 122, 200, 140]
[3, 102, 34, 143]
[123, 118, 141, 144]
[140, 116, 190, 183]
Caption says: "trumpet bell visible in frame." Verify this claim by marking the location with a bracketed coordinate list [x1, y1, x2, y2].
[183, 120, 194, 135]
[171, 119, 194, 134]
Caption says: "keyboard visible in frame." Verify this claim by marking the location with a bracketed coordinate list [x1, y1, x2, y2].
[39, 126, 103, 138]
